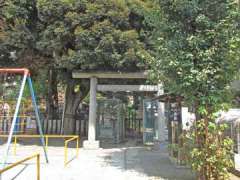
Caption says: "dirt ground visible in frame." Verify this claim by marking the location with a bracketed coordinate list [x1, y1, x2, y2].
[0, 139, 239, 180]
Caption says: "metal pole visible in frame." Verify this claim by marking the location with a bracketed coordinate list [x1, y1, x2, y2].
[37, 154, 40, 180]
[14, 137, 17, 156]
[64, 141, 67, 167]
[45, 136, 48, 152]
[60, 86, 67, 135]
[27, 77, 49, 163]
[76, 137, 79, 156]
[1, 72, 28, 169]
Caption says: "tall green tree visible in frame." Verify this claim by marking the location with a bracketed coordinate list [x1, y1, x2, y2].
[148, 0, 240, 179]
[37, 0, 153, 134]
[1, 0, 56, 134]
[0, 1, 15, 66]
[1, 0, 154, 134]
[1, 0, 51, 70]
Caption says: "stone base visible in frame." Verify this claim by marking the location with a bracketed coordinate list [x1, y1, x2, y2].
[234, 153, 240, 171]
[83, 140, 100, 149]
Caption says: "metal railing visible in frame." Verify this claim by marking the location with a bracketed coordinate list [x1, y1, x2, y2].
[64, 136, 79, 167]
[0, 153, 40, 180]
[0, 135, 79, 166]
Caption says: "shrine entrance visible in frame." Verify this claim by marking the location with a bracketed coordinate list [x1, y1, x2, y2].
[72, 71, 165, 149]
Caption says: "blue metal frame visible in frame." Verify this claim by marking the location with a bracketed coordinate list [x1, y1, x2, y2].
[1, 74, 49, 172]
[27, 77, 49, 163]
[1, 73, 28, 170]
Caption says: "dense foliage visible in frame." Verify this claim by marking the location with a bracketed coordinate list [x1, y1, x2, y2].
[150, 0, 240, 106]
[2, 0, 240, 177]
[1, 0, 153, 72]
[0, 0, 154, 133]
[0, 0, 50, 70]
[148, 0, 240, 179]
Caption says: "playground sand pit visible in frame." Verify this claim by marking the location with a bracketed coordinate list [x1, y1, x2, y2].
[0, 139, 238, 180]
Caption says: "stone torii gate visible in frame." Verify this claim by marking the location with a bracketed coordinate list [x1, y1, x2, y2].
[72, 71, 165, 149]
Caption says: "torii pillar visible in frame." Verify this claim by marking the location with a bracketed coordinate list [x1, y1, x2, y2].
[157, 84, 165, 142]
[83, 77, 100, 149]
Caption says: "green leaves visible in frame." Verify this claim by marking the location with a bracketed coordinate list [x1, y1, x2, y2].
[208, 122, 216, 132]
[148, 0, 240, 108]
[35, 0, 153, 71]
[147, 0, 240, 178]
[1, 0, 155, 72]
[188, 120, 234, 179]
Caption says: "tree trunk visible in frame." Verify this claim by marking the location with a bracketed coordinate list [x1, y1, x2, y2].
[46, 68, 58, 134]
[194, 100, 208, 180]
[63, 78, 89, 135]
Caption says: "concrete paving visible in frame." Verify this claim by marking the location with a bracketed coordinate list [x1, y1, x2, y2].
[0, 140, 238, 180]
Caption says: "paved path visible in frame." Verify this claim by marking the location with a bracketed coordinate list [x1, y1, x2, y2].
[0, 141, 238, 180]
[0, 141, 195, 180]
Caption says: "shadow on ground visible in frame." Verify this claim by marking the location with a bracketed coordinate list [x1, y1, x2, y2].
[100, 140, 196, 180]
[1, 137, 196, 180]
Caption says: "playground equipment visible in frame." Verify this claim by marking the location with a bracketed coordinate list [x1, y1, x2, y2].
[0, 134, 79, 167]
[0, 68, 80, 179]
[0, 68, 48, 170]
[0, 153, 40, 180]
[0, 100, 35, 135]
[64, 136, 79, 167]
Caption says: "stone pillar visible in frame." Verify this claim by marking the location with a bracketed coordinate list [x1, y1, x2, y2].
[158, 102, 165, 142]
[157, 84, 165, 142]
[83, 77, 100, 149]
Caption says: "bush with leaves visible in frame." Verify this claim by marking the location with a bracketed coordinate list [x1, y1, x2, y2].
[185, 120, 234, 179]
[146, 0, 240, 179]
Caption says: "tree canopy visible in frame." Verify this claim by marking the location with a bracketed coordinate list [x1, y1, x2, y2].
[0, 0, 155, 134]
[2, 0, 240, 177]
[149, 0, 240, 109]
[0, 0, 50, 71]
[1, 0, 154, 72]
[147, 0, 240, 178]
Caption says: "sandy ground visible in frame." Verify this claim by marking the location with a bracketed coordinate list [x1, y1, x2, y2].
[0, 139, 239, 180]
